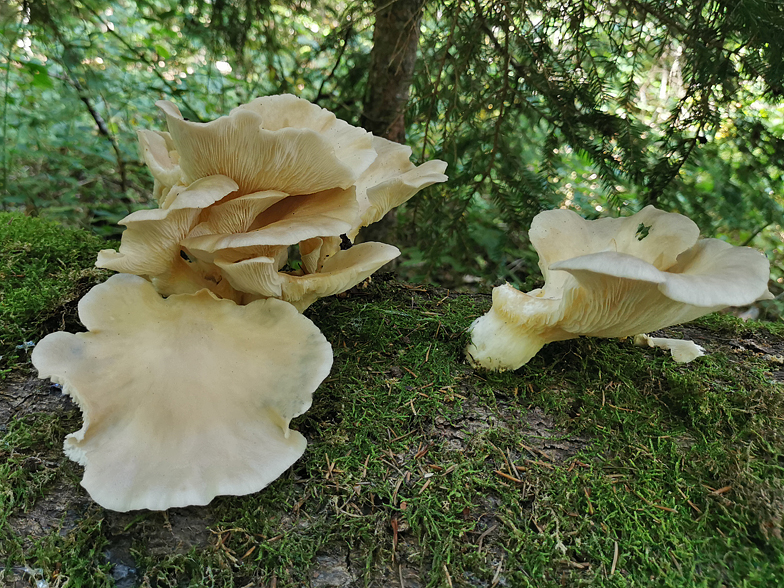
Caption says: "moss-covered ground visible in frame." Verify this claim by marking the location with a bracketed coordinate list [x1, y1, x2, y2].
[1, 213, 783, 587]
[0, 212, 114, 377]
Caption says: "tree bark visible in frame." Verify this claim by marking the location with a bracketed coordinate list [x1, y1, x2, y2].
[359, 0, 425, 243]
[361, 0, 425, 142]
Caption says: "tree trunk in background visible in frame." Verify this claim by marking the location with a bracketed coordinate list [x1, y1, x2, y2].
[358, 0, 425, 243]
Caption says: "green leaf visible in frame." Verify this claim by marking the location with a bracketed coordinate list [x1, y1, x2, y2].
[20, 61, 53, 89]
[154, 44, 171, 59]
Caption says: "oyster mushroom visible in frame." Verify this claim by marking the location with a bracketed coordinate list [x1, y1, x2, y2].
[32, 274, 332, 512]
[466, 206, 773, 370]
[98, 95, 448, 308]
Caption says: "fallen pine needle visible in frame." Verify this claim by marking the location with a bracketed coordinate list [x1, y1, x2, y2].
[477, 524, 498, 553]
[607, 403, 639, 413]
[241, 545, 256, 559]
[495, 470, 524, 483]
[444, 564, 453, 587]
[611, 541, 619, 576]
[635, 491, 677, 512]
[677, 487, 702, 514]
[584, 488, 594, 515]
[492, 556, 504, 586]
[523, 459, 554, 470]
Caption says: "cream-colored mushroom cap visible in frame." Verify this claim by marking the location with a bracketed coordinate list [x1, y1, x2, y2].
[96, 207, 201, 277]
[31, 274, 333, 512]
[466, 206, 773, 371]
[216, 242, 401, 311]
[156, 96, 376, 196]
[136, 130, 182, 203]
[182, 187, 359, 258]
[348, 136, 448, 241]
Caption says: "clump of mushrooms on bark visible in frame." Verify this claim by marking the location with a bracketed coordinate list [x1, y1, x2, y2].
[32, 95, 447, 511]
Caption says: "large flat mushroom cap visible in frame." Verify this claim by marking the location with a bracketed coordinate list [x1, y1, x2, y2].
[31, 274, 333, 512]
[531, 205, 700, 293]
[347, 136, 448, 240]
[157, 98, 375, 196]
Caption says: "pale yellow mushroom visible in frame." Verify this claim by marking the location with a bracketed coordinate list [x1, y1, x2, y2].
[279, 242, 401, 311]
[160, 174, 238, 210]
[181, 187, 358, 257]
[348, 136, 448, 241]
[136, 129, 182, 203]
[156, 98, 376, 196]
[96, 207, 201, 277]
[214, 242, 399, 311]
[633, 334, 705, 363]
[31, 274, 332, 512]
[105, 95, 447, 307]
[466, 206, 773, 370]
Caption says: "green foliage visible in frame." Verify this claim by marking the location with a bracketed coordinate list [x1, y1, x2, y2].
[404, 0, 784, 287]
[2, 0, 783, 295]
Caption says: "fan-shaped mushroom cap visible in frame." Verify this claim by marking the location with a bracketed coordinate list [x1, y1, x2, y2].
[156, 97, 376, 196]
[182, 187, 358, 257]
[136, 130, 182, 203]
[96, 207, 200, 277]
[348, 137, 448, 240]
[159, 174, 239, 210]
[531, 205, 700, 292]
[466, 207, 773, 371]
[186, 190, 290, 240]
[551, 238, 771, 336]
[31, 274, 332, 512]
[214, 255, 284, 298]
[214, 242, 399, 310]
[235, 95, 378, 176]
[279, 242, 400, 311]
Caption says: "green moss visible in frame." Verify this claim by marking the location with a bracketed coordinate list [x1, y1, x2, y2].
[1, 221, 783, 587]
[0, 212, 114, 375]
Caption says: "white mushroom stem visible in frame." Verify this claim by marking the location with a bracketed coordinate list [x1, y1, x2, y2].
[465, 284, 569, 371]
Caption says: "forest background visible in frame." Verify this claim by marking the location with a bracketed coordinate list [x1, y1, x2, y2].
[2, 0, 784, 316]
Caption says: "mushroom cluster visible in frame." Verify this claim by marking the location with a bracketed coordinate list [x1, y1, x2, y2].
[466, 206, 773, 371]
[99, 95, 448, 310]
[31, 95, 447, 511]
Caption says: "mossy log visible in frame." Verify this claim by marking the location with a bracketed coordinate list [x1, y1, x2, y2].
[1, 213, 783, 587]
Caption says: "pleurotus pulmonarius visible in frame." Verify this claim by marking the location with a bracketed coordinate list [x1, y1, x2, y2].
[32, 274, 332, 512]
[101, 94, 448, 309]
[466, 206, 772, 370]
